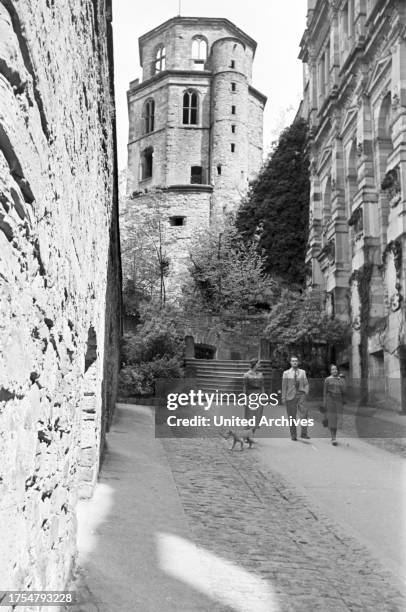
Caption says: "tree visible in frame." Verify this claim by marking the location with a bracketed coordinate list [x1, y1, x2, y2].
[236, 118, 310, 286]
[265, 289, 350, 376]
[183, 224, 276, 315]
[120, 189, 170, 314]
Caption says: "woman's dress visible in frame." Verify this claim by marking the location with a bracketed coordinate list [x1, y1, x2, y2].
[324, 375, 345, 429]
[243, 371, 264, 428]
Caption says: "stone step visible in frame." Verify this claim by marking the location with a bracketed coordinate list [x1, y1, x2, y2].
[191, 374, 271, 383]
[184, 359, 273, 394]
[185, 359, 272, 366]
[186, 364, 272, 372]
[194, 386, 244, 394]
[186, 364, 251, 372]
[192, 381, 244, 389]
[186, 359, 251, 363]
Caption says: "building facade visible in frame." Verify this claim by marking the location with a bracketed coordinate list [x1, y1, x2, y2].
[300, 0, 406, 408]
[125, 16, 266, 290]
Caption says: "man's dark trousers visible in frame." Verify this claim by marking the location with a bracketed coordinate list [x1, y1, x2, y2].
[286, 398, 298, 438]
[285, 393, 306, 438]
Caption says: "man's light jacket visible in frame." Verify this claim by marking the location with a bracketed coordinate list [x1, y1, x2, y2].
[281, 367, 309, 402]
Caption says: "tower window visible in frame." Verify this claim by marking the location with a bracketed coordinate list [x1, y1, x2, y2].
[169, 216, 186, 227]
[192, 36, 208, 69]
[183, 90, 199, 125]
[231, 82, 236, 92]
[231, 105, 236, 114]
[231, 143, 235, 152]
[144, 99, 155, 134]
[140, 147, 153, 180]
[191, 166, 204, 184]
[217, 165, 222, 175]
[231, 124, 236, 133]
[230, 60, 235, 69]
[155, 45, 166, 74]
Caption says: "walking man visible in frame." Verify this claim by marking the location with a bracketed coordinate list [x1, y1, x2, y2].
[281, 356, 310, 441]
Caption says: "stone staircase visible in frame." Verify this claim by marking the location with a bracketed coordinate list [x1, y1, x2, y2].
[184, 358, 273, 393]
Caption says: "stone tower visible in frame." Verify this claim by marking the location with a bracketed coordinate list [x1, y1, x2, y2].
[125, 16, 266, 291]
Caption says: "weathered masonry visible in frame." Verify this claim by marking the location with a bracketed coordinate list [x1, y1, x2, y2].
[299, 0, 406, 409]
[125, 16, 266, 291]
[0, 0, 121, 593]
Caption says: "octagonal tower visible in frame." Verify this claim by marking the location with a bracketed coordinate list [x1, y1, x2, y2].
[125, 16, 266, 291]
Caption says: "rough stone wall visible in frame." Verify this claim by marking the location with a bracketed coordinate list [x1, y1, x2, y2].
[0, 0, 121, 595]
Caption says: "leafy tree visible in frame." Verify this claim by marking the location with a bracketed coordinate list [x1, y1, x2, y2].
[265, 290, 350, 376]
[184, 224, 276, 315]
[120, 189, 170, 314]
[236, 118, 310, 286]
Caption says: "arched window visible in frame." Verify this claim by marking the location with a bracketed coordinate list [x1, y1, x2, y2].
[144, 99, 155, 134]
[192, 37, 208, 69]
[183, 90, 198, 125]
[155, 46, 166, 74]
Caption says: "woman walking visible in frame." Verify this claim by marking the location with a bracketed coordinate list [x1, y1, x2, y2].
[323, 364, 345, 445]
[243, 358, 264, 432]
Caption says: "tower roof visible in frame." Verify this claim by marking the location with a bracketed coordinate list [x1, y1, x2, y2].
[138, 16, 258, 65]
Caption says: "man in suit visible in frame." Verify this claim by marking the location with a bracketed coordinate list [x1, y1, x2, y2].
[281, 356, 310, 441]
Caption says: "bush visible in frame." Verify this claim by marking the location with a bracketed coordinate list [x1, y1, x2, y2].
[119, 357, 184, 397]
[265, 290, 350, 376]
[119, 306, 185, 396]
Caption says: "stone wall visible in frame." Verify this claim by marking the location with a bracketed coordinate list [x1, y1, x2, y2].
[247, 90, 265, 180]
[122, 187, 211, 298]
[185, 313, 269, 360]
[0, 0, 121, 596]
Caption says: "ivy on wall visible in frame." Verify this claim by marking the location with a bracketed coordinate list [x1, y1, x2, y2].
[350, 263, 373, 403]
[382, 239, 403, 313]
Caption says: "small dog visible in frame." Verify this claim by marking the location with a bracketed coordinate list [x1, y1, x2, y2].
[222, 428, 255, 451]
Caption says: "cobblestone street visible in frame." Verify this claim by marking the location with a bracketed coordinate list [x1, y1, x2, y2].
[161, 435, 405, 612]
[68, 404, 406, 612]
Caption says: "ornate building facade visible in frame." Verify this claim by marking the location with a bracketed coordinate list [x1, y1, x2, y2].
[299, 0, 406, 408]
[125, 16, 266, 290]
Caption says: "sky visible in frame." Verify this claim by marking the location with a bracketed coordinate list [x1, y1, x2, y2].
[112, 0, 308, 171]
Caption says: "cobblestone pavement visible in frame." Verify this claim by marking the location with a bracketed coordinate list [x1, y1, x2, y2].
[307, 400, 406, 458]
[161, 435, 406, 612]
[363, 437, 406, 457]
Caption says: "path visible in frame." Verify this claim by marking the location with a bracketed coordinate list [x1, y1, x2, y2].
[67, 403, 406, 612]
